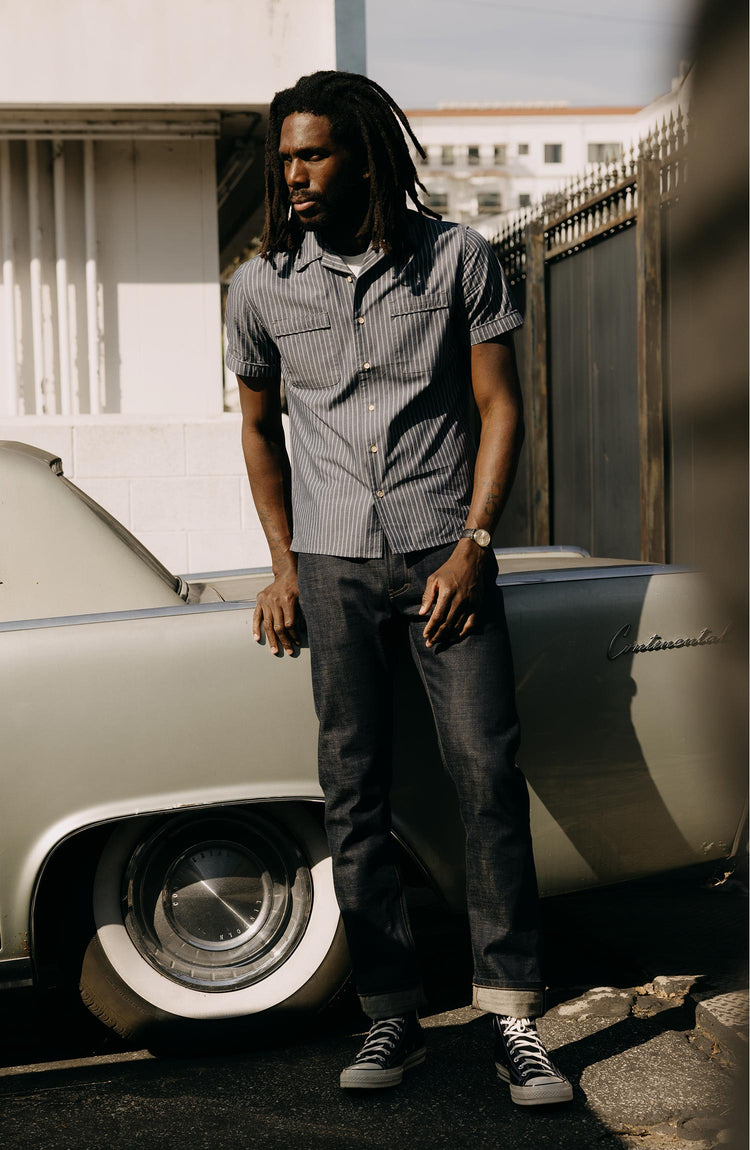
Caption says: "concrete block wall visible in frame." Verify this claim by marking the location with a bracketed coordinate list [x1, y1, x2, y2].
[0, 415, 272, 576]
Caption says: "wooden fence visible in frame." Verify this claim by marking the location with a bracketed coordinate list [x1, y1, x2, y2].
[491, 112, 686, 562]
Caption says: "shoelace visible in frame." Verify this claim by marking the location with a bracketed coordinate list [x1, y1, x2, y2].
[352, 1017, 406, 1066]
[497, 1017, 560, 1082]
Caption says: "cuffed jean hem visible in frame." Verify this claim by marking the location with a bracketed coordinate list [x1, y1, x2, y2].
[472, 984, 545, 1018]
[360, 987, 428, 1020]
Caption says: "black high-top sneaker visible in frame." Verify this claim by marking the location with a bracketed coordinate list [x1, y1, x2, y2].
[339, 1013, 426, 1089]
[493, 1015, 573, 1105]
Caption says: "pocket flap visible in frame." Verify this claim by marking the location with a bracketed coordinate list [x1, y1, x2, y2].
[391, 290, 449, 317]
[272, 310, 331, 336]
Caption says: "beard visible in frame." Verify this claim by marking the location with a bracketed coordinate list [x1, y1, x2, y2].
[290, 183, 368, 238]
[293, 198, 327, 231]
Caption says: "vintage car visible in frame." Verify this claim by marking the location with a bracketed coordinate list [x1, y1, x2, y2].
[1, 441, 745, 1045]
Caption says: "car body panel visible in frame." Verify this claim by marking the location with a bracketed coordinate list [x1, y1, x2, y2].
[1, 603, 322, 957]
[0, 442, 745, 983]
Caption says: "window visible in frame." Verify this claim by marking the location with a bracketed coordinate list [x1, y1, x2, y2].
[587, 142, 623, 164]
[519, 193, 531, 208]
[544, 143, 563, 164]
[476, 191, 502, 213]
[441, 146, 454, 166]
[517, 143, 529, 156]
[428, 191, 449, 211]
[467, 146, 480, 166]
[493, 145, 506, 165]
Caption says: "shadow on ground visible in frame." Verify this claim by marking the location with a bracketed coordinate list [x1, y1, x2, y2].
[0, 864, 745, 1150]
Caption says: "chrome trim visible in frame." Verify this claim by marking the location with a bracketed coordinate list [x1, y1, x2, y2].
[0, 598, 254, 633]
[181, 565, 274, 580]
[182, 547, 592, 580]
[494, 545, 591, 557]
[122, 811, 314, 992]
[496, 564, 692, 587]
[0, 957, 34, 989]
[0, 440, 62, 472]
[1, 565, 696, 631]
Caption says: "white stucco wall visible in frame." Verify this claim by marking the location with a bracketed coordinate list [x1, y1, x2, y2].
[0, 0, 338, 106]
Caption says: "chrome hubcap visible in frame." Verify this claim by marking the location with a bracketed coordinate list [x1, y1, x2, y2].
[122, 810, 313, 991]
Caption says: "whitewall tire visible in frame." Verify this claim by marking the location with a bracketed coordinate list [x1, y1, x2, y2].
[79, 803, 349, 1043]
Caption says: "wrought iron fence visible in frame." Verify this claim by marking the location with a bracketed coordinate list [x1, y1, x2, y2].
[488, 111, 687, 563]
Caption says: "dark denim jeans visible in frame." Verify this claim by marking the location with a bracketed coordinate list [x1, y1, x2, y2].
[297, 542, 544, 1020]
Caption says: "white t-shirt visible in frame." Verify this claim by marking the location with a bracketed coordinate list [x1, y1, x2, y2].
[340, 250, 369, 277]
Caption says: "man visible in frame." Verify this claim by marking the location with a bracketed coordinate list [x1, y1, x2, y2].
[225, 70, 571, 1106]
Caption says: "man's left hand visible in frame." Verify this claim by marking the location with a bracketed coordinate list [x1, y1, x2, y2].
[419, 541, 488, 648]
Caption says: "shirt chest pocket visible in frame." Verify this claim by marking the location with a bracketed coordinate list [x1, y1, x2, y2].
[270, 309, 341, 389]
[389, 290, 451, 375]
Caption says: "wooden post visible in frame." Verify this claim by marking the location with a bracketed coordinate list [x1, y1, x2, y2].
[524, 220, 550, 545]
[636, 151, 666, 562]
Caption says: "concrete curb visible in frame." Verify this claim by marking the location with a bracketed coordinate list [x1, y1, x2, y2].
[692, 989, 749, 1065]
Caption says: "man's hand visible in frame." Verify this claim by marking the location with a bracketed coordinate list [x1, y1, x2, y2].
[419, 540, 488, 648]
[253, 568, 302, 655]
[416, 333, 522, 651]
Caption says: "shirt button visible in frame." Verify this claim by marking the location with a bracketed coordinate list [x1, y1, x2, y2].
[346, 275, 353, 282]
[357, 316, 365, 325]
[363, 361, 371, 370]
[376, 490, 384, 498]
[368, 404, 375, 411]
[370, 444, 378, 453]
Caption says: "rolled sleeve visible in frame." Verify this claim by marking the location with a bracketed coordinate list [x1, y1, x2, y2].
[225, 263, 281, 379]
[462, 226, 523, 346]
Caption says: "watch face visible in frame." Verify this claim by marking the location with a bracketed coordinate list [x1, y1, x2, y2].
[474, 529, 491, 548]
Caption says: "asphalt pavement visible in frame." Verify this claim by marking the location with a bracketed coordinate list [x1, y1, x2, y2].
[0, 864, 746, 1150]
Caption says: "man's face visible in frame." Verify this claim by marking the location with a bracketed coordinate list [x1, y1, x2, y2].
[278, 112, 367, 235]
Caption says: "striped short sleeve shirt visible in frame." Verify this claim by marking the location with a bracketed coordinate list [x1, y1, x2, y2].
[225, 213, 523, 558]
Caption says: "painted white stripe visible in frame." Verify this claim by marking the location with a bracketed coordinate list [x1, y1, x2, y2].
[84, 139, 102, 415]
[1, 140, 18, 416]
[27, 140, 46, 414]
[53, 139, 72, 416]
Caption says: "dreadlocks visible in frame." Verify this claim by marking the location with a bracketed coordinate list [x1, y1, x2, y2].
[259, 70, 440, 259]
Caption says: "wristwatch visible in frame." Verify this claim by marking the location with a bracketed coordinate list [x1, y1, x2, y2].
[460, 527, 492, 549]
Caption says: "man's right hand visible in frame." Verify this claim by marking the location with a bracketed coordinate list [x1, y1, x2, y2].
[253, 569, 302, 655]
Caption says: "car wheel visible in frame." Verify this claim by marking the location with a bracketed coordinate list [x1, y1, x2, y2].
[79, 803, 349, 1045]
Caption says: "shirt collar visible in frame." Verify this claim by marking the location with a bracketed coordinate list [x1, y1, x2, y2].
[293, 230, 326, 272]
[293, 229, 388, 276]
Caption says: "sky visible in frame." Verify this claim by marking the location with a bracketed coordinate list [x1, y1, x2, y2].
[365, 0, 696, 109]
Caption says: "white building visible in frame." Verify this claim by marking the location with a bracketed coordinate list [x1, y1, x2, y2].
[1, 19, 688, 574]
[0, 0, 365, 573]
[406, 71, 690, 230]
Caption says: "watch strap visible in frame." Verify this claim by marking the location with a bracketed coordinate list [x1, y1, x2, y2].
[460, 528, 491, 548]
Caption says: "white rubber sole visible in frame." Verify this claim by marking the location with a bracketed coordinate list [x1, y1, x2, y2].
[340, 1047, 426, 1089]
[496, 1063, 573, 1106]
